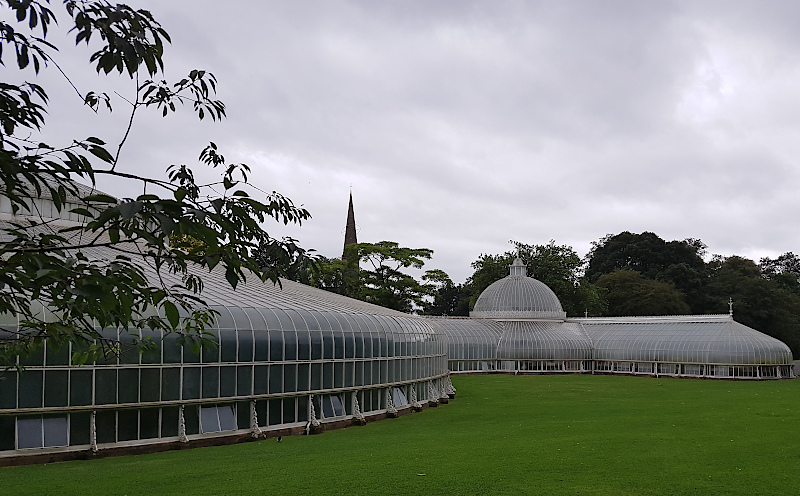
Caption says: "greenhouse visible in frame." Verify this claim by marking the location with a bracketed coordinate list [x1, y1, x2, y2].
[0, 187, 453, 462]
[0, 189, 794, 463]
[441, 258, 794, 379]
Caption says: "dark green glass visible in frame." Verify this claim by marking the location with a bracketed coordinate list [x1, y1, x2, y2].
[139, 408, 159, 439]
[18, 370, 43, 408]
[282, 397, 296, 423]
[236, 365, 252, 396]
[0, 370, 17, 409]
[161, 368, 180, 401]
[96, 410, 116, 444]
[69, 412, 90, 446]
[184, 405, 199, 435]
[45, 341, 70, 366]
[140, 368, 160, 403]
[69, 370, 92, 406]
[268, 364, 283, 394]
[117, 409, 138, 441]
[44, 370, 69, 407]
[161, 407, 179, 438]
[0, 415, 14, 451]
[253, 365, 268, 395]
[182, 367, 201, 400]
[268, 399, 281, 426]
[118, 369, 139, 404]
[219, 366, 236, 398]
[201, 367, 219, 399]
[95, 369, 117, 405]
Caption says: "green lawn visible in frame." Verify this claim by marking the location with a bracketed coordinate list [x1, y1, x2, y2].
[3, 374, 799, 495]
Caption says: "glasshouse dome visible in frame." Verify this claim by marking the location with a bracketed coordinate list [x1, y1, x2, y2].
[470, 258, 566, 320]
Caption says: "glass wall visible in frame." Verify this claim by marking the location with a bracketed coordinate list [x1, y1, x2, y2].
[0, 304, 449, 456]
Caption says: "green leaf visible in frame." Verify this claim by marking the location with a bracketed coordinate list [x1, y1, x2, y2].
[163, 300, 179, 329]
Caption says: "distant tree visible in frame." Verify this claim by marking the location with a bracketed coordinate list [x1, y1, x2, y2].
[420, 270, 470, 316]
[0, 2, 311, 365]
[295, 242, 439, 313]
[585, 232, 708, 312]
[595, 270, 691, 316]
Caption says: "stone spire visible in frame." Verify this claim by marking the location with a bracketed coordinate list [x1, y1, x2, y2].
[342, 190, 357, 259]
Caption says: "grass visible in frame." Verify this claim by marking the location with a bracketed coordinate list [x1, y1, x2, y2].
[3, 374, 800, 495]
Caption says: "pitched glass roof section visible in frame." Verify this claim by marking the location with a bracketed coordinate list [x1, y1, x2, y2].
[497, 321, 592, 361]
[470, 258, 566, 320]
[573, 315, 792, 365]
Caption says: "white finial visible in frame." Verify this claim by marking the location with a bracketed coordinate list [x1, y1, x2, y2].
[584, 309, 588, 318]
[728, 297, 733, 316]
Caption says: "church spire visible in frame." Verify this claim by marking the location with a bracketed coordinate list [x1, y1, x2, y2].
[342, 190, 357, 259]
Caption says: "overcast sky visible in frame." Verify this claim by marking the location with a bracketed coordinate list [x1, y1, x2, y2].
[16, 1, 800, 283]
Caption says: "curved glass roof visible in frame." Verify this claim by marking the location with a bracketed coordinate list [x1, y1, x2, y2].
[470, 259, 566, 320]
[497, 321, 592, 360]
[576, 315, 792, 365]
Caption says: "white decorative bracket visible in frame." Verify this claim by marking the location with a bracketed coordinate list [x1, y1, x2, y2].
[90, 410, 98, 452]
[178, 405, 189, 443]
[250, 400, 263, 438]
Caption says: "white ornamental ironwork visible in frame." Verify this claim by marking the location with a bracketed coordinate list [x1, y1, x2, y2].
[352, 391, 365, 421]
[178, 405, 189, 443]
[386, 388, 397, 414]
[250, 400, 263, 438]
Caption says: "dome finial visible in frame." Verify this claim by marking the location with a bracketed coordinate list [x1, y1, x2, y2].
[509, 257, 527, 277]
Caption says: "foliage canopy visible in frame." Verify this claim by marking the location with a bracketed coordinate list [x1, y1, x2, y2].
[0, 1, 311, 364]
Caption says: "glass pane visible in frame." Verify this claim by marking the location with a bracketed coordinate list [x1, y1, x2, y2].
[297, 363, 309, 392]
[243, 308, 267, 331]
[118, 368, 139, 404]
[323, 363, 333, 389]
[331, 395, 344, 417]
[334, 332, 344, 359]
[96, 411, 116, 444]
[140, 408, 159, 439]
[17, 417, 42, 449]
[237, 365, 252, 396]
[18, 370, 43, 408]
[140, 368, 160, 403]
[161, 368, 181, 401]
[69, 412, 90, 446]
[269, 364, 283, 394]
[322, 332, 334, 360]
[296, 331, 310, 361]
[118, 330, 140, 365]
[140, 329, 162, 364]
[295, 309, 319, 330]
[344, 332, 355, 359]
[214, 306, 235, 330]
[268, 399, 282, 426]
[310, 332, 322, 360]
[219, 330, 237, 363]
[69, 370, 92, 407]
[282, 398, 296, 423]
[311, 363, 322, 391]
[297, 396, 308, 422]
[285, 310, 308, 331]
[117, 409, 138, 441]
[202, 367, 220, 399]
[161, 407, 179, 438]
[218, 405, 237, 431]
[184, 406, 199, 435]
[283, 331, 297, 361]
[95, 369, 117, 405]
[219, 366, 236, 398]
[200, 406, 220, 433]
[201, 331, 220, 363]
[0, 370, 17, 409]
[182, 367, 201, 400]
[162, 333, 182, 363]
[334, 362, 344, 388]
[283, 364, 297, 393]
[253, 365, 268, 394]
[238, 330, 254, 362]
[262, 309, 282, 330]
[254, 330, 269, 361]
[269, 331, 283, 362]
[45, 340, 70, 366]
[44, 370, 68, 407]
[273, 309, 295, 331]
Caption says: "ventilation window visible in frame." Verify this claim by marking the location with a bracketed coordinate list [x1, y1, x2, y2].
[17, 416, 68, 449]
[199, 405, 237, 433]
[320, 394, 344, 418]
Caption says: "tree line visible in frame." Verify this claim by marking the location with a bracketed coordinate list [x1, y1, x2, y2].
[292, 232, 800, 358]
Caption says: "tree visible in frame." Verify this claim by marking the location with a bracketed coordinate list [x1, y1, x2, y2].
[585, 231, 708, 312]
[595, 270, 691, 316]
[419, 269, 470, 316]
[0, 2, 311, 364]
